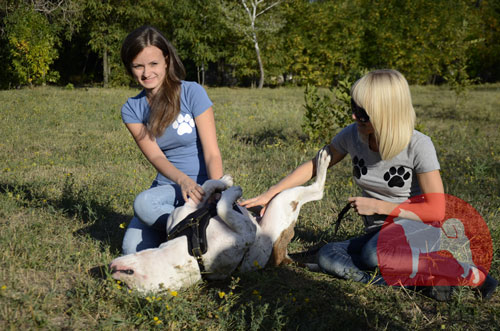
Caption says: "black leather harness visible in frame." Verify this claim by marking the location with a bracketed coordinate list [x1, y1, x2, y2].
[167, 202, 242, 278]
[167, 203, 218, 277]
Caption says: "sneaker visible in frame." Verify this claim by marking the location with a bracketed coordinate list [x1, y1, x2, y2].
[422, 286, 455, 302]
[477, 275, 498, 301]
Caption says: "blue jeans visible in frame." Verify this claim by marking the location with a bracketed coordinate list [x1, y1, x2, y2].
[122, 177, 206, 255]
[318, 230, 384, 284]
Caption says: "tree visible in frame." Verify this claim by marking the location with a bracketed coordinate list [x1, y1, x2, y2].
[3, 5, 59, 86]
[171, 0, 229, 85]
[84, 0, 129, 87]
[280, 0, 364, 86]
[222, 0, 283, 88]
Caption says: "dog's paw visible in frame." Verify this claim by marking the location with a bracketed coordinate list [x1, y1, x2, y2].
[224, 185, 242, 198]
[220, 174, 233, 187]
[317, 146, 330, 168]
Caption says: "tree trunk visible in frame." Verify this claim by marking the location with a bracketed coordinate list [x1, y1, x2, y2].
[255, 39, 264, 88]
[103, 49, 109, 88]
[201, 62, 205, 86]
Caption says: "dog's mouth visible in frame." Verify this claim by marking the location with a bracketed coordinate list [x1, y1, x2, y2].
[110, 266, 134, 276]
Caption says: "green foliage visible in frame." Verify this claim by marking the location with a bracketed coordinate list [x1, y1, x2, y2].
[302, 78, 353, 142]
[442, 20, 480, 110]
[3, 5, 59, 86]
[282, 0, 364, 86]
[1, 0, 500, 88]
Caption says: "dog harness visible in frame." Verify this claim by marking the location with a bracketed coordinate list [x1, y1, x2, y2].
[167, 202, 242, 278]
[167, 203, 217, 277]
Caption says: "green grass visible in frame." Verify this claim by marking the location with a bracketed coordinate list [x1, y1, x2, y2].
[0, 85, 499, 330]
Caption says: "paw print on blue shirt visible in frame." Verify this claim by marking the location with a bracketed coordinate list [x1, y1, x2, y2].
[384, 166, 411, 188]
[172, 114, 195, 135]
[353, 156, 367, 179]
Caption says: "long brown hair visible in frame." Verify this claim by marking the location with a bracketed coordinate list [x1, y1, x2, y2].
[121, 26, 186, 137]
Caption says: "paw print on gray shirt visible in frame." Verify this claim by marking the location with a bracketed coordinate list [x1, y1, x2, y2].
[384, 166, 411, 188]
[353, 156, 367, 179]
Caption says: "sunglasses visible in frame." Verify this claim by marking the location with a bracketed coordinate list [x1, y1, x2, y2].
[350, 98, 370, 123]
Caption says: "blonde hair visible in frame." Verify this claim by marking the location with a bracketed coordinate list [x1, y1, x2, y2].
[351, 69, 415, 160]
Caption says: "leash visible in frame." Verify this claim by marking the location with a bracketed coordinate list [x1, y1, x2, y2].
[334, 202, 352, 237]
[290, 202, 352, 259]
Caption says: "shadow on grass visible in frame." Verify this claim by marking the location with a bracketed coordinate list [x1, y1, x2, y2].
[205, 266, 408, 330]
[0, 179, 128, 254]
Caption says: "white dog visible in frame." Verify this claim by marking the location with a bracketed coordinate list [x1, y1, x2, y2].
[110, 149, 331, 292]
[393, 216, 480, 284]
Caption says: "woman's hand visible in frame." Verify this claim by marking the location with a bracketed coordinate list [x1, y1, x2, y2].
[240, 190, 276, 217]
[348, 197, 391, 216]
[179, 177, 205, 204]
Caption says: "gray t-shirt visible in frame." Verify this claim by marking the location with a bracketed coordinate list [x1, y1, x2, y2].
[332, 124, 440, 231]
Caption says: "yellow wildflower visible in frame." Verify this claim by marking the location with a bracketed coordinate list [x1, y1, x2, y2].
[218, 291, 225, 299]
[170, 290, 178, 297]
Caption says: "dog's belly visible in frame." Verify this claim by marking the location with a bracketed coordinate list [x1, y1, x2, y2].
[197, 217, 256, 279]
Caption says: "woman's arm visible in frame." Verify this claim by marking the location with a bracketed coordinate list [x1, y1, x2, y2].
[241, 144, 346, 215]
[125, 122, 204, 203]
[194, 107, 223, 180]
[349, 170, 445, 222]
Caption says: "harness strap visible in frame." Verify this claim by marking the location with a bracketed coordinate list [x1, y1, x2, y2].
[167, 203, 217, 255]
[167, 202, 243, 278]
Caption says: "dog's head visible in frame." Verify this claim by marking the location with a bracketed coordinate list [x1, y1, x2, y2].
[109, 242, 200, 292]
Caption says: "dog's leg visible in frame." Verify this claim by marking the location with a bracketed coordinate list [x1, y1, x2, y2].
[217, 186, 256, 238]
[243, 148, 331, 270]
[409, 248, 420, 279]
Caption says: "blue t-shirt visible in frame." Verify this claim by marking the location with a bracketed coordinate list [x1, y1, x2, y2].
[121, 81, 213, 185]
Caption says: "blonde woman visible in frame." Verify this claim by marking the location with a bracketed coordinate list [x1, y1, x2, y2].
[120, 26, 223, 254]
[242, 69, 497, 300]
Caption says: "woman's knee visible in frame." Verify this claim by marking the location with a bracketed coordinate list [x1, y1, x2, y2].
[122, 224, 142, 255]
[121, 216, 165, 254]
[133, 190, 153, 219]
[361, 233, 379, 268]
[318, 242, 349, 276]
